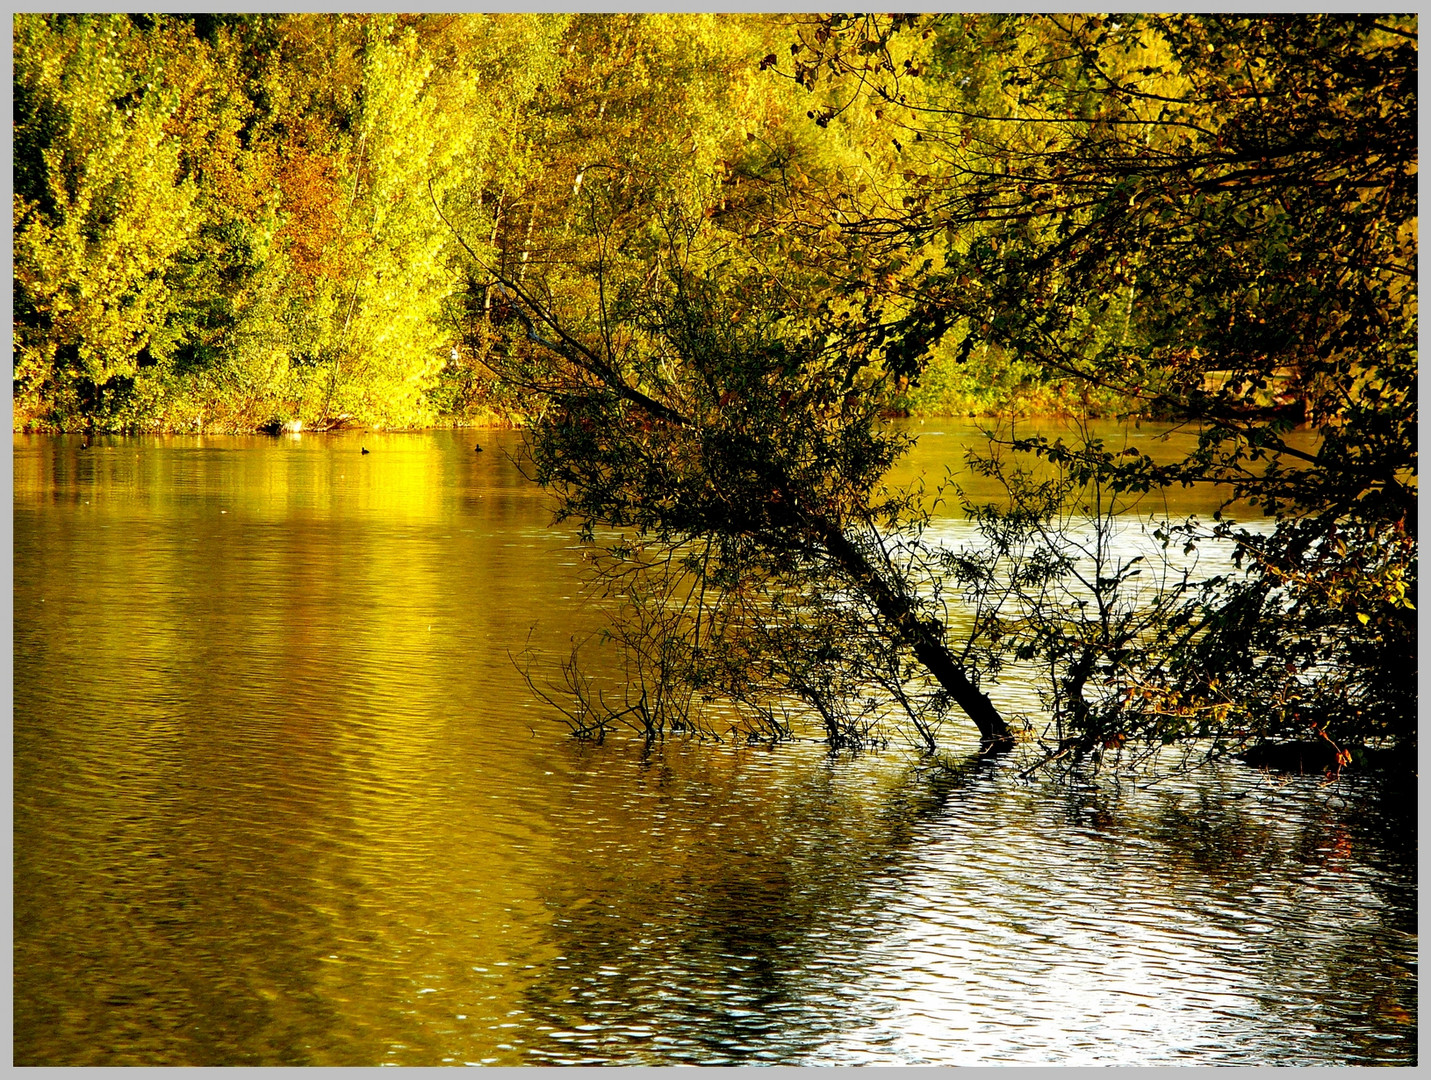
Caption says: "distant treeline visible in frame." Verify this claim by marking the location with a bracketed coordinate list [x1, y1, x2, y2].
[14, 13, 1134, 433]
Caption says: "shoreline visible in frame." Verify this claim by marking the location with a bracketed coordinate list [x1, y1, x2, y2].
[12, 405, 1149, 438]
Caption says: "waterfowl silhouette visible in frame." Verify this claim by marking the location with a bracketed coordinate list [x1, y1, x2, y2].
[361, 446, 370, 455]
[474, 443, 483, 453]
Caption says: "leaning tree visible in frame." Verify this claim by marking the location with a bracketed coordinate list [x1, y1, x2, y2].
[437, 13, 1416, 768]
[436, 174, 1017, 751]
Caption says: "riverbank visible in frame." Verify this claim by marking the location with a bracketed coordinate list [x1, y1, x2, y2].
[12, 397, 1137, 436]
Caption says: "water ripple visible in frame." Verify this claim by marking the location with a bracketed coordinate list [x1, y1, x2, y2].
[13, 430, 1415, 1066]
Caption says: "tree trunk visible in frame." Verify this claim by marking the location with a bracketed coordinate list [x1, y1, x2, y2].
[809, 515, 1014, 749]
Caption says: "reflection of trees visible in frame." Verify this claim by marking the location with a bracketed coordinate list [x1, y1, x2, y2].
[1056, 770, 1416, 1065]
[14, 432, 573, 1065]
[518, 743, 1002, 1065]
[521, 744, 1415, 1065]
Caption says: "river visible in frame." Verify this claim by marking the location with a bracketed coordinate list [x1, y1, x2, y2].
[12, 423, 1416, 1065]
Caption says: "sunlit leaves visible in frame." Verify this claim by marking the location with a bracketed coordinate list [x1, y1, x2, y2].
[789, 13, 1417, 758]
[13, 14, 201, 420]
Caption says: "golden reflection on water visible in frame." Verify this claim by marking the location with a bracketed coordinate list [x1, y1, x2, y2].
[888, 416, 1321, 520]
[12, 427, 1414, 1066]
[15, 430, 582, 1064]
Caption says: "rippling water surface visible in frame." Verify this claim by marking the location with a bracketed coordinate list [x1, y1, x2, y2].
[13, 425, 1416, 1065]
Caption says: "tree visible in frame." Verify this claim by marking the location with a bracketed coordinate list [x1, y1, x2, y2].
[468, 13, 1416, 766]
[771, 14, 1416, 761]
[13, 13, 899, 435]
[426, 15, 1028, 750]
[447, 192, 1015, 749]
[13, 14, 203, 426]
[12, 13, 581, 432]
[436, 12, 838, 424]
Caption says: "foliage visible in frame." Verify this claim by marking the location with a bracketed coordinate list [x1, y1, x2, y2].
[15, 13, 794, 432]
[12, 12, 1106, 434]
[465, 195, 1014, 748]
[13, 15, 203, 425]
[771, 13, 1417, 758]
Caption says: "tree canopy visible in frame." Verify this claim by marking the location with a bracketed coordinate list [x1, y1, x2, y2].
[13, 13, 810, 432]
[481, 13, 1418, 762]
[12, 13, 1416, 768]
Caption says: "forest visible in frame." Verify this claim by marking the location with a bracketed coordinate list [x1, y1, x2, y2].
[14, 11, 1178, 433]
[12, 13, 1417, 764]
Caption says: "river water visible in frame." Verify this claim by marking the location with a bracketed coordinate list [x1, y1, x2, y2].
[12, 424, 1416, 1065]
